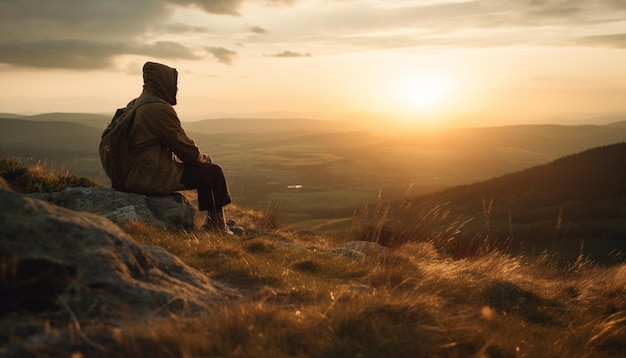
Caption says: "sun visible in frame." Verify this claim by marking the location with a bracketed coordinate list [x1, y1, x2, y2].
[400, 76, 450, 111]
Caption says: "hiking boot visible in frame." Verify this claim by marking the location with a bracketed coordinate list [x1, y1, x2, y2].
[224, 218, 245, 236]
[202, 211, 233, 235]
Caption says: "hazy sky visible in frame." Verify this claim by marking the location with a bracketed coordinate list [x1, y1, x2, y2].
[1, 0, 626, 128]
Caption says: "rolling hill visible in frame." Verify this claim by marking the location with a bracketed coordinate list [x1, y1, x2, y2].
[415, 142, 626, 208]
[6, 112, 362, 134]
[0, 118, 102, 152]
[15, 112, 110, 128]
[403, 142, 626, 262]
[182, 117, 362, 134]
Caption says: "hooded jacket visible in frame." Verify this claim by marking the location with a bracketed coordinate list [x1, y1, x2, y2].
[124, 61, 209, 194]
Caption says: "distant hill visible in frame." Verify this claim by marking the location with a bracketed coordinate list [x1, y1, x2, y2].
[0, 118, 102, 152]
[417, 123, 626, 158]
[607, 120, 626, 128]
[1, 112, 364, 134]
[0, 113, 110, 128]
[182, 117, 362, 134]
[543, 112, 626, 125]
[9, 113, 112, 129]
[415, 142, 626, 208]
[405, 142, 626, 261]
[0, 113, 26, 119]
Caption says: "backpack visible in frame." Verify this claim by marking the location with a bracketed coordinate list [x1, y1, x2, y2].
[99, 96, 166, 190]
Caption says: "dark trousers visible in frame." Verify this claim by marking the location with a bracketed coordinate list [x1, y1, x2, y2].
[180, 163, 232, 213]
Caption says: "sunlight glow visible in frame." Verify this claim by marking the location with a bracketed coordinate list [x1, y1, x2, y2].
[400, 76, 450, 111]
[362, 71, 477, 129]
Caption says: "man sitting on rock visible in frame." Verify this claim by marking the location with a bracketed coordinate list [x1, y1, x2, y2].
[117, 61, 232, 234]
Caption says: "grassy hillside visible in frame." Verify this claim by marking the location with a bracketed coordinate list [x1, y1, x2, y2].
[0, 118, 103, 151]
[397, 142, 626, 263]
[415, 142, 626, 206]
[1, 160, 625, 357]
[0, 157, 98, 192]
[23, 112, 110, 128]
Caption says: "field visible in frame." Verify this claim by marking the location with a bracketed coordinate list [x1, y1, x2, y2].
[0, 130, 555, 230]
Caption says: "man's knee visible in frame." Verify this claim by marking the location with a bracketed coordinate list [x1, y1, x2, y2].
[199, 162, 223, 176]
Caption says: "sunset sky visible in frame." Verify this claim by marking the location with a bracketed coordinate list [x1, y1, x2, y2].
[1, 0, 626, 129]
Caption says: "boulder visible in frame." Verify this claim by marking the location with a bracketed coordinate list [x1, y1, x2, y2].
[31, 186, 196, 230]
[0, 178, 233, 319]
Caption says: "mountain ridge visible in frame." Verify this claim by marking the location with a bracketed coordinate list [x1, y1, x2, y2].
[414, 141, 626, 208]
[181, 117, 362, 134]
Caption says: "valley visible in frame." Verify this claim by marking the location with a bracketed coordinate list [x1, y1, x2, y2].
[2, 114, 626, 262]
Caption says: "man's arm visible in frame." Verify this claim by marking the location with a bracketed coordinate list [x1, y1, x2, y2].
[153, 104, 211, 164]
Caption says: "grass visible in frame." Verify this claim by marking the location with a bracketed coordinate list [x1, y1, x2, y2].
[2, 158, 626, 357]
[70, 208, 626, 357]
[70, 226, 624, 358]
[0, 156, 98, 193]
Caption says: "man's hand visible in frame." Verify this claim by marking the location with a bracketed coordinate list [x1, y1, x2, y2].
[199, 153, 213, 164]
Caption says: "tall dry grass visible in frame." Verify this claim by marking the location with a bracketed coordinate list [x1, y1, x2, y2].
[110, 205, 626, 357]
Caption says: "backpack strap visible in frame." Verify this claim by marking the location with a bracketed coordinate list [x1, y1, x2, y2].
[128, 96, 169, 155]
[132, 96, 168, 109]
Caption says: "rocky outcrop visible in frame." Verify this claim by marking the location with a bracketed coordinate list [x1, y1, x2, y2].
[31, 186, 196, 230]
[0, 178, 233, 319]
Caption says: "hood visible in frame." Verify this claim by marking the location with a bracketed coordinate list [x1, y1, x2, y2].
[142, 62, 178, 105]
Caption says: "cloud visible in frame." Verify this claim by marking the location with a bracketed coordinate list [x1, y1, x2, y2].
[480, 0, 626, 21]
[263, 1, 626, 51]
[1, 0, 625, 70]
[0, 0, 286, 69]
[169, 0, 296, 15]
[250, 26, 268, 34]
[0, 1, 169, 41]
[579, 33, 626, 48]
[139, 41, 201, 59]
[156, 23, 211, 34]
[169, 0, 245, 15]
[0, 40, 121, 70]
[206, 47, 238, 64]
[0, 40, 200, 70]
[269, 51, 312, 58]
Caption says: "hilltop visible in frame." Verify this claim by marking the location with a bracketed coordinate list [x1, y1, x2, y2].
[1, 157, 626, 357]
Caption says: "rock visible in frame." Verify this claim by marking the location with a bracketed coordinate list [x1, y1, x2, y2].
[230, 225, 245, 236]
[277, 241, 311, 252]
[332, 248, 366, 260]
[330, 241, 386, 260]
[482, 279, 562, 324]
[225, 219, 245, 236]
[340, 241, 386, 255]
[31, 186, 196, 230]
[226, 219, 237, 226]
[0, 178, 233, 319]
